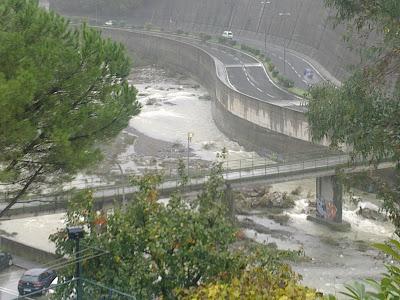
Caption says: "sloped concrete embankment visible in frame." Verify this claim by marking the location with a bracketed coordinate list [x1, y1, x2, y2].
[102, 28, 329, 158]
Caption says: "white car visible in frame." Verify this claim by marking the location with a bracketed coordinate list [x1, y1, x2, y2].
[104, 20, 113, 26]
[48, 277, 76, 299]
[222, 30, 233, 39]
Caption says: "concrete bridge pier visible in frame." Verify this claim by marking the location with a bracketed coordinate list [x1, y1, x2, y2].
[307, 175, 350, 231]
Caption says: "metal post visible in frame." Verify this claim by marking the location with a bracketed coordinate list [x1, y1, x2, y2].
[68, 227, 84, 300]
[278, 12, 291, 75]
[187, 136, 190, 179]
[96, 0, 99, 25]
[264, 158, 267, 175]
[264, 30, 267, 55]
[187, 132, 193, 180]
[116, 163, 126, 207]
[283, 45, 286, 74]
[76, 238, 83, 300]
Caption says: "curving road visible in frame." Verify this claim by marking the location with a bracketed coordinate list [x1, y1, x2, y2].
[237, 36, 325, 89]
[192, 42, 298, 101]
[112, 28, 304, 106]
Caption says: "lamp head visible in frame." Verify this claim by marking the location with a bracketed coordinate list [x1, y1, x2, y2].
[67, 226, 85, 240]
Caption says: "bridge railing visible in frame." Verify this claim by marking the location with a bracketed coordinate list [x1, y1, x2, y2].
[0, 154, 352, 216]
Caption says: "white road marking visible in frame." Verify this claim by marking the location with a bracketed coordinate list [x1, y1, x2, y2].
[0, 286, 35, 300]
[225, 63, 263, 68]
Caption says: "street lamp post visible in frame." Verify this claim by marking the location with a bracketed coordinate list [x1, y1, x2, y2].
[187, 132, 193, 180]
[67, 227, 85, 300]
[95, 0, 98, 25]
[278, 12, 291, 74]
[260, 1, 271, 55]
[115, 162, 126, 207]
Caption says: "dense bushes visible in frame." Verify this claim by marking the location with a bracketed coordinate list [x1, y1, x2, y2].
[240, 44, 260, 56]
[278, 75, 295, 88]
[180, 265, 321, 299]
[199, 33, 212, 43]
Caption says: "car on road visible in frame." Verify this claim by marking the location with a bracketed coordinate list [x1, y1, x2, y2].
[222, 30, 233, 39]
[104, 20, 114, 26]
[303, 68, 314, 79]
[0, 252, 12, 271]
[18, 268, 57, 296]
[47, 277, 76, 299]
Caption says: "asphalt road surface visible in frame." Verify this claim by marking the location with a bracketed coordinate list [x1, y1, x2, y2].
[0, 257, 46, 300]
[195, 42, 297, 101]
[237, 35, 324, 89]
[0, 266, 26, 300]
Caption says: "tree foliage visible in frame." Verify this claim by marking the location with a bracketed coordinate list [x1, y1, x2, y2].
[0, 0, 140, 214]
[180, 265, 320, 300]
[325, 0, 399, 78]
[50, 162, 312, 299]
[50, 163, 243, 299]
[307, 0, 400, 233]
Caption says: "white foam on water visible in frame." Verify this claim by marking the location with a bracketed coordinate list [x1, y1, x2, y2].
[128, 67, 259, 162]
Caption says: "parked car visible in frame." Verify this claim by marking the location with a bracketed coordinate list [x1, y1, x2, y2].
[18, 268, 57, 296]
[104, 20, 113, 26]
[0, 252, 12, 271]
[222, 30, 233, 39]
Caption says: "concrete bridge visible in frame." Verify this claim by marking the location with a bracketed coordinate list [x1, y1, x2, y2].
[7, 154, 392, 228]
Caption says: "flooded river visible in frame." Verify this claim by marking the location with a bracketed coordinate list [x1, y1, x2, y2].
[0, 66, 395, 298]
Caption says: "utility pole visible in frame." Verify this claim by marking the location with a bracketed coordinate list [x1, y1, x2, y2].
[187, 132, 193, 180]
[278, 12, 291, 75]
[67, 227, 85, 300]
[283, 45, 286, 74]
[115, 162, 126, 207]
[264, 29, 267, 54]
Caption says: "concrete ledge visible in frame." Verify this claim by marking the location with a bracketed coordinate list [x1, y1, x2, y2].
[0, 236, 62, 265]
[306, 215, 351, 232]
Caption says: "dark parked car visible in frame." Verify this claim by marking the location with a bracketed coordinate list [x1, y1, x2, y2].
[0, 252, 12, 271]
[18, 268, 57, 296]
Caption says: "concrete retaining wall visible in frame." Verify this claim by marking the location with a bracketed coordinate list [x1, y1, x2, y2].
[102, 28, 329, 157]
[136, 0, 358, 79]
[52, 0, 360, 80]
[0, 236, 60, 264]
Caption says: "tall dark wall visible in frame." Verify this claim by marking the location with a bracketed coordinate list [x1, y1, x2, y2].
[138, 0, 358, 80]
[51, 0, 359, 80]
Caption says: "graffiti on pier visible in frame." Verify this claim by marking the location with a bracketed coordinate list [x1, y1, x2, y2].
[316, 197, 337, 221]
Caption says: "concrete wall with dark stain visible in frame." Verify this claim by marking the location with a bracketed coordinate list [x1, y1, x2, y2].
[130, 0, 358, 79]
[102, 28, 330, 158]
[52, 0, 360, 80]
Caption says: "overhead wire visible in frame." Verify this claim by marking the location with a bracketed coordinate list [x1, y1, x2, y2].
[0, 246, 92, 282]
